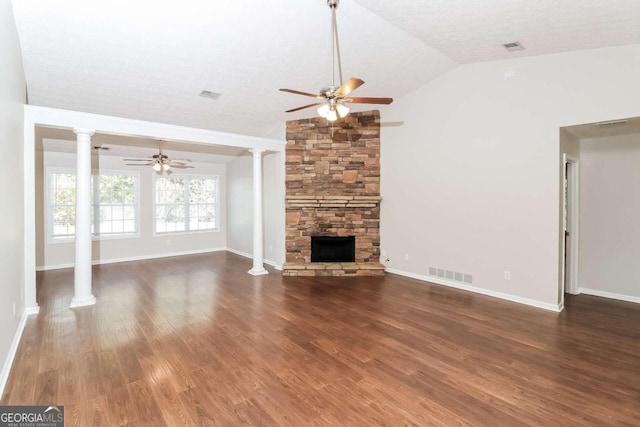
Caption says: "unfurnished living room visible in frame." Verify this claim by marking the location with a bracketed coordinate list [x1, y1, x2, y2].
[1, 0, 639, 425]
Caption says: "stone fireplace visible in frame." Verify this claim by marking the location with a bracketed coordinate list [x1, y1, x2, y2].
[282, 110, 385, 277]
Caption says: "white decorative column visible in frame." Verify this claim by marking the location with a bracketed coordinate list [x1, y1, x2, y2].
[248, 148, 268, 276]
[70, 128, 96, 308]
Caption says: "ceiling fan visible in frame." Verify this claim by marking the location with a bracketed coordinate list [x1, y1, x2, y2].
[279, 0, 393, 121]
[124, 141, 193, 175]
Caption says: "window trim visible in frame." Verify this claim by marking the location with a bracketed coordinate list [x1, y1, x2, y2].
[46, 167, 141, 244]
[152, 172, 220, 236]
[46, 167, 76, 243]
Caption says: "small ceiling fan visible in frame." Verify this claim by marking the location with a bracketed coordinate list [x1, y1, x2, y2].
[279, 0, 393, 121]
[124, 141, 193, 175]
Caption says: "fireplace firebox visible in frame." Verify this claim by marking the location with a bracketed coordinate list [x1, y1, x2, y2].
[311, 236, 355, 263]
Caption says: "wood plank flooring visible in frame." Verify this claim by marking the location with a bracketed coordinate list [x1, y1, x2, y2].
[2, 252, 639, 425]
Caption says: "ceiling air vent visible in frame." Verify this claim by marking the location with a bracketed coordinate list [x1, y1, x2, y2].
[199, 90, 222, 100]
[595, 119, 628, 128]
[503, 42, 524, 52]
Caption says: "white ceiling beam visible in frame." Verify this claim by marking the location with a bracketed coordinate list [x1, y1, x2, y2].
[25, 105, 286, 152]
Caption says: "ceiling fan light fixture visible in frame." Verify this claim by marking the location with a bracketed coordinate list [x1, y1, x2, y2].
[153, 162, 161, 172]
[336, 103, 349, 118]
[279, 0, 392, 118]
[163, 163, 171, 171]
[317, 103, 331, 118]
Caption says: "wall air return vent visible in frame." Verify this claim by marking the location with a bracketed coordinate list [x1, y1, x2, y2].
[503, 42, 524, 52]
[595, 119, 628, 128]
[428, 266, 473, 285]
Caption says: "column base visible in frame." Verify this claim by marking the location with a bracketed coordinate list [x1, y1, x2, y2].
[248, 268, 269, 276]
[70, 294, 96, 308]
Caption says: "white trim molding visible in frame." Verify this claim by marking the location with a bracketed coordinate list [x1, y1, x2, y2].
[579, 288, 640, 304]
[559, 153, 580, 309]
[24, 306, 40, 315]
[386, 268, 563, 312]
[226, 247, 283, 271]
[0, 311, 31, 398]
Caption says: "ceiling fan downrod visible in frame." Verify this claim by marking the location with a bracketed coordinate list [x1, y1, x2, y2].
[328, 0, 343, 89]
[278, 0, 393, 119]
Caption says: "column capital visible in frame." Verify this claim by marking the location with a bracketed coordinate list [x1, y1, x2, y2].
[249, 148, 266, 157]
[73, 128, 95, 137]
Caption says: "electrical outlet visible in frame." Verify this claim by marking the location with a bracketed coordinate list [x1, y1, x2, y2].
[404, 254, 409, 261]
[381, 249, 387, 257]
[504, 271, 511, 280]
[166, 239, 171, 246]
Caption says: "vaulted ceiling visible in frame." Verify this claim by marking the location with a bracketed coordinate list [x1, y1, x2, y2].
[12, 0, 640, 140]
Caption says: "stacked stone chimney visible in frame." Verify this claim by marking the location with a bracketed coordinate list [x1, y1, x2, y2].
[283, 110, 384, 277]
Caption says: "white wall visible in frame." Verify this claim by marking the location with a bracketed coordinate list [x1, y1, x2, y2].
[380, 44, 640, 308]
[226, 152, 285, 267]
[263, 151, 285, 266]
[227, 154, 252, 254]
[0, 0, 26, 393]
[579, 134, 640, 300]
[36, 150, 227, 268]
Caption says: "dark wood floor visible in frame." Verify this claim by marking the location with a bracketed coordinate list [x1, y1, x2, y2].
[2, 252, 639, 425]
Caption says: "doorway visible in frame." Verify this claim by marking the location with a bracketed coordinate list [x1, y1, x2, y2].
[562, 154, 579, 298]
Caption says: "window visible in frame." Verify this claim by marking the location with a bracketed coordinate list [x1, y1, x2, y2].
[48, 169, 139, 241]
[155, 176, 217, 234]
[50, 171, 76, 239]
[93, 174, 137, 235]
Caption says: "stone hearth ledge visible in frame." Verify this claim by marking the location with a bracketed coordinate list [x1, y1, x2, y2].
[285, 195, 381, 209]
[282, 262, 385, 277]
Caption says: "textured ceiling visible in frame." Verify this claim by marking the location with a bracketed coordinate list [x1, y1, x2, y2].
[12, 0, 640, 140]
[12, 0, 453, 139]
[355, 0, 640, 63]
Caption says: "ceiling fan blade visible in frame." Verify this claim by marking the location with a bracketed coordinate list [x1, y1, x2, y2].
[123, 158, 154, 161]
[126, 163, 154, 166]
[346, 96, 394, 105]
[279, 88, 324, 99]
[170, 165, 195, 169]
[335, 78, 365, 97]
[169, 160, 191, 165]
[286, 103, 323, 113]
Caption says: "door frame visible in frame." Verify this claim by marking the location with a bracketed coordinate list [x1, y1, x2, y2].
[562, 154, 580, 299]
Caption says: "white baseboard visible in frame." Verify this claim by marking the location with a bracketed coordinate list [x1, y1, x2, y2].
[225, 247, 283, 271]
[0, 310, 30, 398]
[579, 287, 640, 304]
[385, 268, 562, 312]
[24, 306, 39, 315]
[35, 247, 227, 271]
